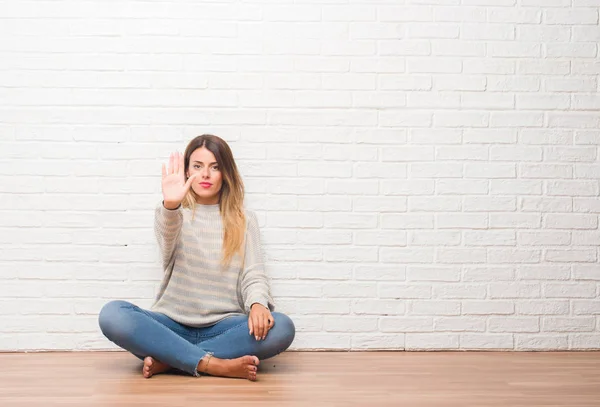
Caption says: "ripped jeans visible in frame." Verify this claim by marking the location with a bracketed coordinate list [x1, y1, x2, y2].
[98, 300, 295, 377]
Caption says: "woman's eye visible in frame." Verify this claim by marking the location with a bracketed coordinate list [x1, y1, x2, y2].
[192, 165, 218, 170]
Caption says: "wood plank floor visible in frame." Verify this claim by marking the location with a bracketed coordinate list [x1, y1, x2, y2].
[0, 351, 599, 406]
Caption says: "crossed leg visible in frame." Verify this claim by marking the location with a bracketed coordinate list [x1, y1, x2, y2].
[98, 300, 295, 380]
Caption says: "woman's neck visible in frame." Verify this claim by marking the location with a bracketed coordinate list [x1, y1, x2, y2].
[195, 196, 219, 205]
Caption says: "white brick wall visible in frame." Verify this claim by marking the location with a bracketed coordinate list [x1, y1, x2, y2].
[1, 1, 599, 352]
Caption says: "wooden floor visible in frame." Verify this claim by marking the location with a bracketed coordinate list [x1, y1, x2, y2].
[0, 351, 599, 406]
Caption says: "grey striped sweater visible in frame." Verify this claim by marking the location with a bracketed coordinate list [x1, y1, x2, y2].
[150, 201, 275, 327]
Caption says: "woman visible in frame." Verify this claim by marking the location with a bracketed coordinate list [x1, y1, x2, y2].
[98, 134, 295, 381]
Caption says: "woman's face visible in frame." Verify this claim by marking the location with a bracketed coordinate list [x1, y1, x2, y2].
[186, 146, 223, 205]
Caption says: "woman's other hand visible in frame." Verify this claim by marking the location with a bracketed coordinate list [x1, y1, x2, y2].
[248, 303, 274, 341]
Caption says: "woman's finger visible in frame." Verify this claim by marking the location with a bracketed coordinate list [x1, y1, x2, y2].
[184, 173, 197, 191]
[174, 151, 180, 175]
[161, 163, 167, 179]
[268, 315, 274, 329]
[257, 315, 265, 340]
[168, 153, 174, 175]
[179, 152, 185, 175]
[262, 315, 269, 340]
[248, 316, 254, 336]
[252, 314, 258, 339]
[253, 314, 260, 340]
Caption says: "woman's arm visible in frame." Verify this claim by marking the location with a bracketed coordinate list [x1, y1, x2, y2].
[154, 151, 197, 271]
[240, 210, 275, 313]
[154, 201, 183, 272]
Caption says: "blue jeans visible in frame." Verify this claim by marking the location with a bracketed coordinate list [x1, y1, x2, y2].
[98, 300, 295, 377]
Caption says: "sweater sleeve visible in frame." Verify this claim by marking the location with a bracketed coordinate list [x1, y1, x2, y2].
[154, 201, 184, 272]
[240, 210, 275, 313]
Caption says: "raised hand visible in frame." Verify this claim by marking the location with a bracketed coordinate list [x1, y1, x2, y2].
[161, 152, 197, 209]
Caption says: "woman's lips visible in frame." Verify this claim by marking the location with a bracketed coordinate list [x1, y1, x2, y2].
[199, 182, 212, 188]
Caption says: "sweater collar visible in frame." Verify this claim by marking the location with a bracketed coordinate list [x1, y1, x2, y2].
[194, 203, 220, 213]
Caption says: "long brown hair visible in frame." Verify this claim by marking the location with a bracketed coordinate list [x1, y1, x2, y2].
[182, 135, 246, 268]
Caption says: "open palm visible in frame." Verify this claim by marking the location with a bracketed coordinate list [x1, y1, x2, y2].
[162, 152, 197, 206]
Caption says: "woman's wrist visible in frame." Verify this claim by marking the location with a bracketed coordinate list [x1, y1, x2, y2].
[163, 200, 181, 210]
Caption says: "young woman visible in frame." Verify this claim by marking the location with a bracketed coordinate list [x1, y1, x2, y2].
[98, 134, 295, 381]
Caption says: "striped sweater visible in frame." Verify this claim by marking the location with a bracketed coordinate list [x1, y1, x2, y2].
[150, 201, 275, 328]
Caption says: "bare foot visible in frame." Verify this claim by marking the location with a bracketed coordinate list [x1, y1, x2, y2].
[198, 355, 259, 381]
[142, 356, 172, 378]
